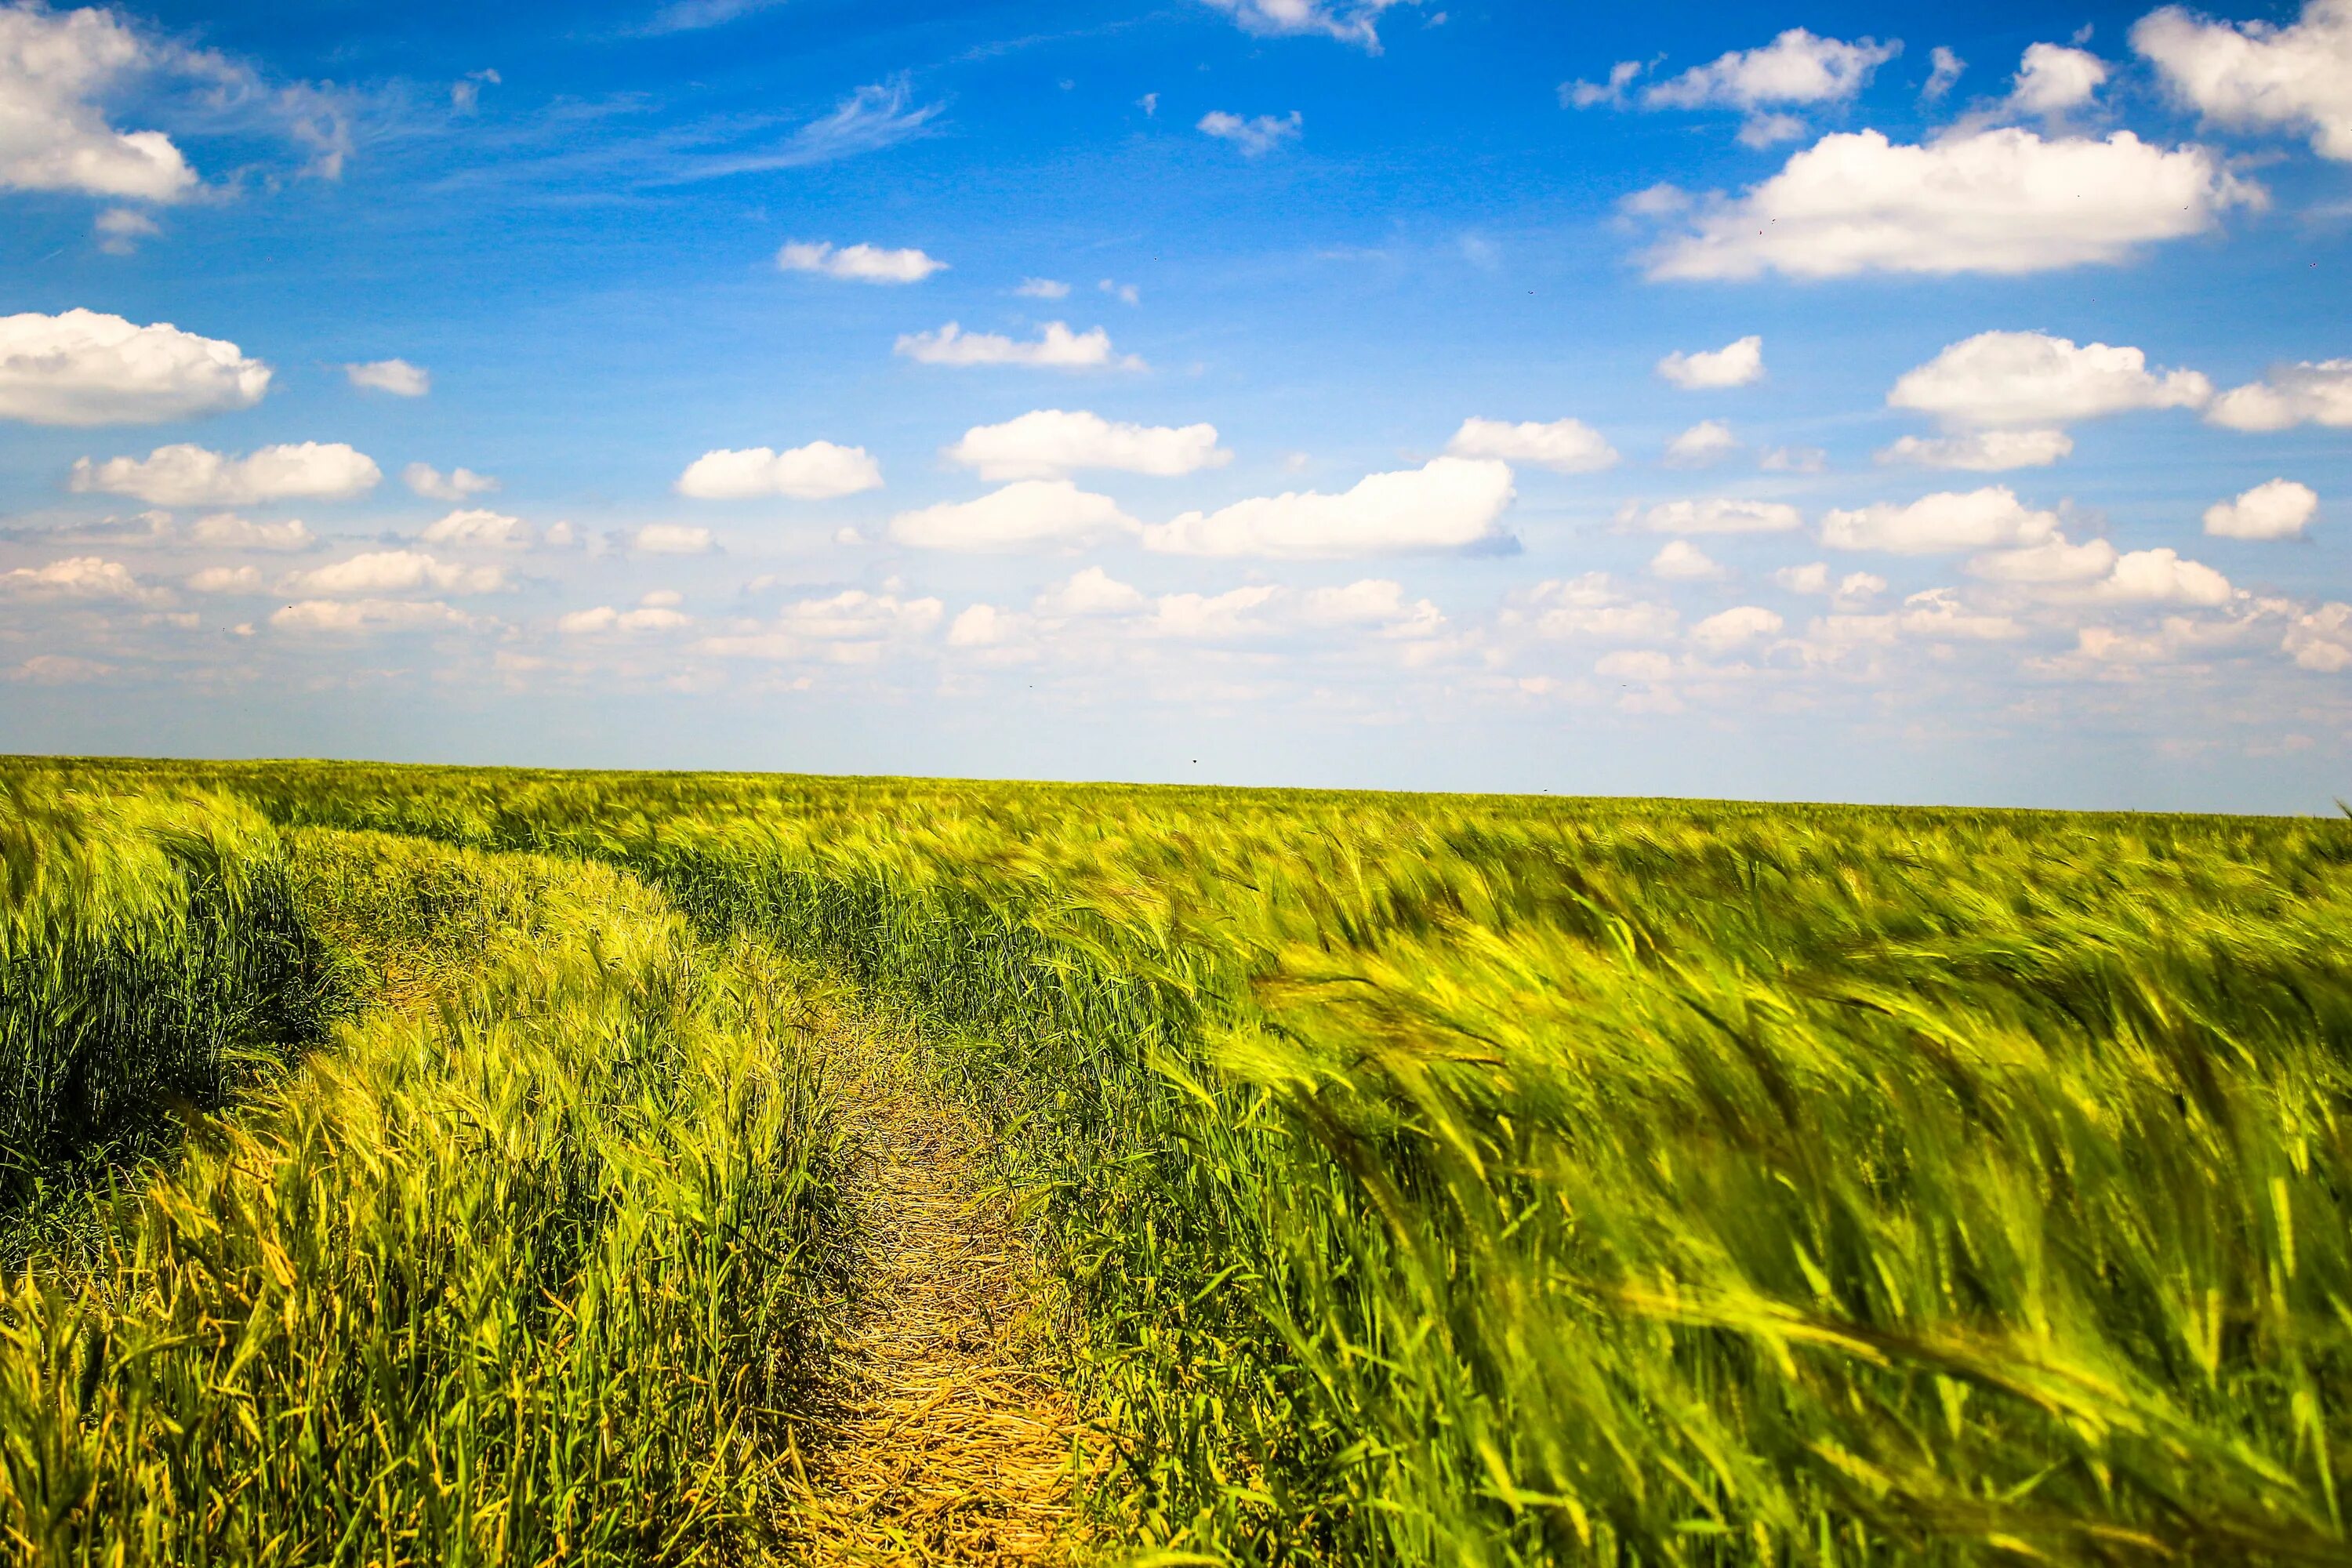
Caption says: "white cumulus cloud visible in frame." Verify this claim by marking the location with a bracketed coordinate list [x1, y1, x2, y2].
[1969, 534, 2118, 584]
[1635, 28, 1898, 143]
[1566, 60, 1646, 108]
[1821, 487, 2060, 553]
[1773, 563, 1888, 606]
[1642, 29, 1900, 111]
[1004, 570, 1443, 648]
[77, 510, 315, 551]
[1640, 129, 2260, 280]
[1657, 336, 1764, 389]
[2069, 626, 2180, 664]
[71, 442, 380, 506]
[0, 310, 270, 426]
[93, 205, 158, 253]
[1650, 539, 1726, 579]
[0, 554, 167, 604]
[2002, 548, 2238, 613]
[404, 463, 499, 501]
[777, 240, 948, 282]
[1142, 456, 1514, 558]
[1197, 110, 1304, 155]
[2009, 43, 2109, 115]
[1689, 604, 1784, 652]
[695, 589, 943, 662]
[557, 604, 691, 634]
[1896, 587, 2024, 641]
[1578, 30, 1899, 142]
[676, 441, 884, 500]
[1506, 574, 1681, 641]
[1841, 572, 1889, 605]
[278, 550, 508, 597]
[2097, 547, 2234, 607]
[1629, 497, 1802, 534]
[1035, 565, 1150, 618]
[344, 358, 429, 396]
[420, 509, 533, 549]
[631, 524, 714, 555]
[1296, 578, 1440, 632]
[2134, 0, 2352, 162]
[1200, 0, 1410, 49]
[1015, 278, 1070, 299]
[270, 598, 473, 634]
[1145, 580, 1446, 644]
[181, 512, 314, 551]
[1759, 445, 1828, 473]
[185, 564, 261, 593]
[2205, 477, 2320, 539]
[1737, 114, 1809, 148]
[1595, 648, 1676, 681]
[0, 4, 196, 200]
[1445, 416, 1617, 473]
[1664, 419, 1740, 466]
[946, 604, 1014, 648]
[1887, 332, 2212, 428]
[2205, 360, 2352, 431]
[1150, 584, 1287, 640]
[890, 479, 1139, 551]
[1924, 45, 1966, 100]
[1877, 429, 2075, 470]
[895, 321, 1142, 372]
[2284, 602, 2352, 672]
[946, 410, 1229, 481]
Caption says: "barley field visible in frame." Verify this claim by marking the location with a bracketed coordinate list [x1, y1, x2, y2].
[2, 754, 2348, 1565]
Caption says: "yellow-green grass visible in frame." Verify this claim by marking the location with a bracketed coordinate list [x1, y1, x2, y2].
[0, 819, 847, 1563]
[0, 781, 332, 1232]
[11, 756, 2352, 1563]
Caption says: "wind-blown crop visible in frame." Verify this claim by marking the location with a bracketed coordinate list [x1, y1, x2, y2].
[0, 826, 846, 1564]
[10, 755, 2352, 1564]
[0, 782, 327, 1205]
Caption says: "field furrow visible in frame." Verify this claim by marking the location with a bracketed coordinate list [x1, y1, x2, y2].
[777, 988, 1085, 1564]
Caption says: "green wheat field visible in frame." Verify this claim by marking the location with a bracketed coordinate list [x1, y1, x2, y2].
[3, 753, 2350, 1565]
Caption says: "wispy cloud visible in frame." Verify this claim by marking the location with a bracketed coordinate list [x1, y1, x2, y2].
[635, 0, 791, 35]
[644, 77, 945, 183]
[1202, 0, 1417, 53]
[0, 2, 363, 199]
[158, 38, 359, 183]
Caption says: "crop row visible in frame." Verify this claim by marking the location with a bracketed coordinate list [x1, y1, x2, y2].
[0, 782, 330, 1229]
[0, 815, 846, 1563]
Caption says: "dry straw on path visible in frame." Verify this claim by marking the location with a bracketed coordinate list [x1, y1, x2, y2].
[779, 990, 1089, 1566]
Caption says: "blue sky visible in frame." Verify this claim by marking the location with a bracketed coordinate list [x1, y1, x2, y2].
[0, 0, 2347, 809]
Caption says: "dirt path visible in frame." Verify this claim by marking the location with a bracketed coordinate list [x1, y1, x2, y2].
[780, 998, 1087, 1565]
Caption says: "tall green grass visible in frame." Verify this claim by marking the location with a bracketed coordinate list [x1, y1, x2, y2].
[645, 795, 2352, 1564]
[0, 826, 847, 1564]
[15, 756, 2352, 1563]
[0, 782, 329, 1207]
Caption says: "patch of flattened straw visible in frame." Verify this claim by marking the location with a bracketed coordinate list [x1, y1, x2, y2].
[780, 996, 1095, 1565]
